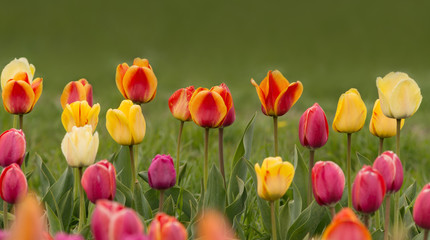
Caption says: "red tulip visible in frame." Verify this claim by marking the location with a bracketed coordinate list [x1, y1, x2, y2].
[352, 166, 386, 214]
[168, 86, 195, 121]
[60, 78, 93, 109]
[0, 128, 26, 167]
[91, 200, 144, 240]
[211, 83, 235, 127]
[148, 213, 187, 240]
[322, 208, 371, 240]
[299, 103, 328, 149]
[413, 184, 430, 229]
[148, 155, 176, 190]
[312, 161, 345, 206]
[81, 160, 116, 203]
[0, 163, 27, 204]
[372, 151, 403, 194]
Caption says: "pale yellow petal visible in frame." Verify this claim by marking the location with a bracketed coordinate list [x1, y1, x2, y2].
[389, 79, 422, 119]
[1, 58, 33, 89]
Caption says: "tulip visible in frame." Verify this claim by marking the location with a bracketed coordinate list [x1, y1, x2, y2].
[54, 233, 84, 240]
[369, 99, 404, 139]
[81, 160, 116, 203]
[91, 200, 144, 240]
[61, 101, 100, 133]
[321, 208, 371, 240]
[61, 125, 99, 168]
[196, 210, 237, 240]
[123, 234, 149, 240]
[148, 154, 176, 212]
[413, 184, 430, 234]
[312, 161, 345, 215]
[168, 86, 195, 122]
[8, 194, 45, 240]
[60, 78, 93, 109]
[0, 230, 8, 240]
[0, 163, 27, 204]
[148, 213, 187, 240]
[116, 57, 157, 104]
[1, 58, 35, 89]
[0, 128, 26, 167]
[352, 166, 386, 216]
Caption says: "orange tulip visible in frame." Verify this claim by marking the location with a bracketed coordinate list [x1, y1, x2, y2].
[251, 70, 303, 116]
[60, 78, 93, 109]
[168, 86, 195, 121]
[211, 83, 235, 127]
[196, 210, 237, 240]
[322, 208, 371, 240]
[116, 58, 157, 104]
[9, 194, 46, 240]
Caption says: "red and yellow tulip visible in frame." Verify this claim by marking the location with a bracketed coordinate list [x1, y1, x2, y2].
[61, 100, 100, 133]
[168, 86, 195, 121]
[116, 58, 157, 104]
[60, 78, 93, 109]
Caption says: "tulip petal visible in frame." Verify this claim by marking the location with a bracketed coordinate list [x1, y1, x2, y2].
[115, 63, 129, 99]
[83, 81, 93, 106]
[88, 103, 101, 132]
[250, 79, 268, 115]
[1, 58, 34, 89]
[332, 89, 367, 133]
[2, 80, 35, 114]
[106, 109, 132, 145]
[31, 78, 43, 108]
[275, 81, 303, 116]
[128, 105, 146, 145]
[61, 104, 75, 132]
[189, 90, 227, 128]
[133, 58, 151, 68]
[389, 79, 422, 119]
[123, 66, 157, 104]
[60, 80, 85, 109]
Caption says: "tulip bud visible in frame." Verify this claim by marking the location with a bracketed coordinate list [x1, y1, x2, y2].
[168, 86, 195, 121]
[250, 70, 303, 116]
[211, 83, 235, 127]
[148, 213, 187, 240]
[91, 200, 144, 240]
[332, 88, 367, 133]
[61, 125, 99, 168]
[196, 209, 237, 240]
[0, 163, 27, 204]
[352, 166, 386, 214]
[372, 151, 403, 194]
[322, 208, 371, 240]
[0, 128, 26, 167]
[81, 160, 116, 203]
[312, 161, 345, 206]
[413, 184, 430, 230]
[60, 78, 93, 109]
[106, 100, 146, 145]
[115, 58, 157, 104]
[54, 233, 84, 240]
[369, 99, 404, 138]
[299, 103, 329, 149]
[377, 72, 422, 119]
[148, 155, 176, 190]
[61, 101, 100, 133]
[254, 157, 295, 201]
[189, 87, 228, 128]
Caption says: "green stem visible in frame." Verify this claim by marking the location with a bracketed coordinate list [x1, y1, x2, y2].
[3, 201, 7, 229]
[394, 119, 401, 232]
[74, 168, 80, 200]
[270, 201, 277, 240]
[347, 133, 352, 208]
[396, 119, 401, 158]
[204, 128, 209, 191]
[424, 230, 429, 240]
[308, 149, 315, 205]
[329, 206, 336, 219]
[218, 127, 226, 187]
[363, 214, 370, 229]
[129, 145, 136, 194]
[19, 114, 23, 130]
[78, 167, 85, 233]
[379, 138, 384, 156]
[13, 115, 18, 129]
[384, 195, 391, 240]
[159, 190, 165, 212]
[273, 116, 278, 156]
[176, 121, 184, 183]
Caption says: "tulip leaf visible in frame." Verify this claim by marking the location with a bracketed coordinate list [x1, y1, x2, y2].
[279, 201, 291, 240]
[163, 195, 175, 216]
[42, 166, 74, 218]
[35, 154, 56, 196]
[286, 202, 330, 240]
[400, 181, 417, 208]
[289, 182, 302, 225]
[116, 180, 133, 207]
[178, 162, 188, 185]
[371, 229, 384, 240]
[225, 176, 247, 222]
[356, 152, 372, 166]
[114, 188, 126, 205]
[138, 171, 148, 183]
[59, 189, 74, 231]
[204, 165, 226, 211]
[113, 146, 133, 188]
[233, 215, 246, 240]
[46, 203, 62, 234]
[134, 182, 152, 219]
[293, 146, 308, 210]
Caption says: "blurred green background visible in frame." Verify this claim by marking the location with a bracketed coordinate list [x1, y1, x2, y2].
[0, 0, 429, 180]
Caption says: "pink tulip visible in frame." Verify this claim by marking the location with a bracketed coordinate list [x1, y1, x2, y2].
[312, 161, 345, 206]
[0, 128, 26, 167]
[298, 103, 329, 149]
[148, 213, 187, 240]
[123, 234, 149, 240]
[352, 166, 386, 214]
[372, 151, 403, 194]
[0, 230, 9, 240]
[81, 160, 116, 203]
[91, 200, 144, 240]
[0, 163, 27, 204]
[148, 155, 176, 190]
[55, 233, 84, 240]
[413, 184, 430, 229]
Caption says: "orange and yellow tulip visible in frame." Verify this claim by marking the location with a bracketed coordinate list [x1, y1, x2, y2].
[251, 70, 303, 116]
[116, 58, 157, 104]
[61, 101, 100, 133]
[369, 99, 404, 138]
[322, 208, 371, 240]
[168, 86, 195, 122]
[60, 78, 93, 109]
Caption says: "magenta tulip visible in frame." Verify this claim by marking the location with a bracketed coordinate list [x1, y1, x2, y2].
[299, 103, 329, 149]
[312, 161, 345, 206]
[0, 230, 9, 240]
[91, 200, 144, 240]
[352, 166, 386, 214]
[0, 163, 27, 204]
[55, 233, 84, 240]
[148, 155, 176, 190]
[0, 129, 26, 167]
[81, 160, 116, 203]
[413, 184, 430, 229]
[372, 151, 403, 194]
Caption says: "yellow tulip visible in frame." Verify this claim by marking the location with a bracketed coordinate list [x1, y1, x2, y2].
[332, 88, 367, 133]
[254, 157, 294, 201]
[106, 100, 146, 145]
[376, 72, 422, 119]
[61, 101, 100, 133]
[61, 125, 99, 168]
[369, 99, 404, 138]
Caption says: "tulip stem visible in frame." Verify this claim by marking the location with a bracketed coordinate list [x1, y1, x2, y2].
[3, 201, 7, 229]
[218, 127, 226, 187]
[308, 149, 315, 205]
[347, 133, 352, 208]
[329, 206, 336, 219]
[19, 114, 23, 130]
[78, 167, 85, 233]
[129, 145, 136, 194]
[273, 116, 278, 156]
[384, 194, 391, 240]
[363, 214, 370, 229]
[176, 121, 184, 183]
[375, 138, 384, 230]
[13, 115, 18, 129]
[424, 230, 429, 240]
[159, 190, 164, 212]
[204, 128, 209, 191]
[396, 119, 401, 158]
[270, 201, 277, 240]
[379, 138, 384, 156]
[394, 119, 401, 233]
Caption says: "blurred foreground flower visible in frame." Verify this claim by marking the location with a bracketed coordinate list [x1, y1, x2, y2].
[81, 160, 116, 203]
[196, 210, 237, 240]
[61, 125, 99, 168]
[322, 208, 371, 240]
[60, 78, 93, 108]
[413, 184, 430, 239]
[0, 128, 26, 167]
[54, 233, 84, 240]
[116, 58, 157, 104]
[148, 213, 187, 240]
[61, 101, 100, 133]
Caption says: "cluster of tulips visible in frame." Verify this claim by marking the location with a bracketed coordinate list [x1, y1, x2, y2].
[0, 56, 428, 240]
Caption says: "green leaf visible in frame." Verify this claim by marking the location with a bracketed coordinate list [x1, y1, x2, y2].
[279, 201, 291, 240]
[35, 154, 56, 196]
[178, 162, 188, 185]
[400, 181, 417, 208]
[163, 195, 175, 216]
[42, 166, 74, 218]
[59, 189, 74, 231]
[225, 176, 247, 222]
[289, 182, 302, 225]
[356, 152, 372, 166]
[46, 203, 62, 234]
[293, 146, 308, 210]
[371, 229, 384, 240]
[116, 180, 133, 207]
[134, 182, 152, 219]
[113, 146, 132, 187]
[138, 171, 148, 183]
[287, 202, 329, 240]
[203, 165, 226, 211]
